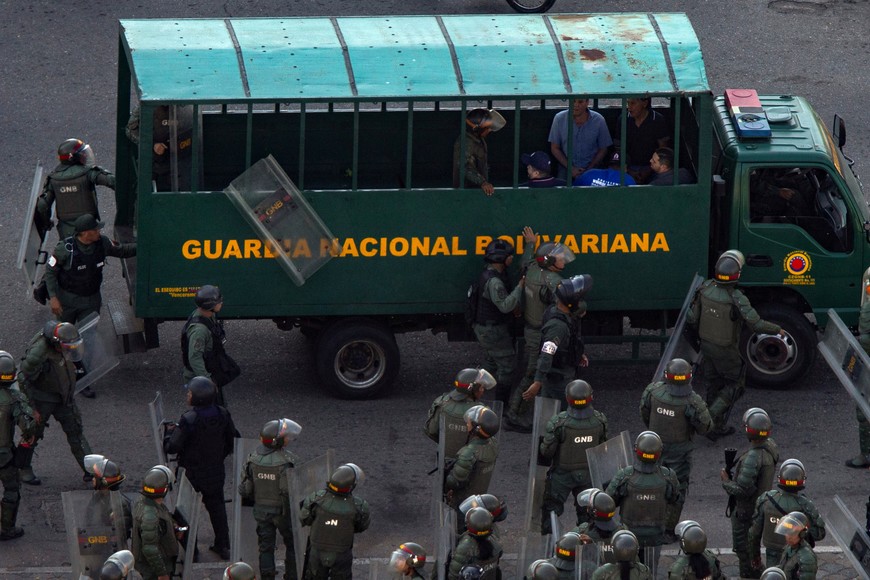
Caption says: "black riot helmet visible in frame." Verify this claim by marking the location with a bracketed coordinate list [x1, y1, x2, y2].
[554, 275, 593, 313]
[611, 530, 639, 562]
[466, 108, 506, 134]
[535, 242, 576, 271]
[714, 249, 745, 284]
[526, 560, 559, 580]
[664, 358, 692, 385]
[389, 542, 427, 572]
[194, 284, 223, 311]
[635, 431, 663, 464]
[0, 351, 16, 386]
[85, 454, 126, 490]
[58, 138, 95, 166]
[260, 418, 302, 450]
[777, 459, 807, 491]
[459, 566, 484, 580]
[43, 320, 84, 362]
[760, 568, 788, 580]
[223, 562, 256, 580]
[484, 238, 515, 264]
[328, 463, 365, 495]
[465, 506, 494, 537]
[565, 380, 593, 408]
[187, 376, 217, 406]
[744, 407, 772, 440]
[464, 405, 500, 439]
[453, 368, 497, 395]
[459, 493, 508, 523]
[141, 465, 174, 498]
[554, 531, 582, 562]
[590, 491, 616, 523]
[675, 520, 707, 554]
[99, 550, 134, 580]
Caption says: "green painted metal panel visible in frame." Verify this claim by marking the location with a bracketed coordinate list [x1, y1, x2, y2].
[337, 17, 459, 98]
[230, 19, 353, 100]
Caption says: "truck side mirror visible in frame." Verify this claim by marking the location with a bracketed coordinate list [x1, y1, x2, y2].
[833, 115, 847, 149]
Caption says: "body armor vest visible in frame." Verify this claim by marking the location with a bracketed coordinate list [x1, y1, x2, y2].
[647, 387, 690, 444]
[464, 440, 498, 498]
[30, 337, 76, 401]
[58, 239, 106, 296]
[555, 419, 603, 470]
[760, 490, 804, 549]
[523, 265, 558, 328]
[309, 493, 357, 552]
[734, 443, 778, 515]
[132, 498, 179, 565]
[251, 461, 287, 508]
[475, 269, 511, 325]
[50, 167, 98, 221]
[440, 400, 473, 459]
[620, 471, 668, 531]
[181, 314, 228, 372]
[0, 390, 15, 451]
[541, 309, 583, 369]
[697, 283, 739, 346]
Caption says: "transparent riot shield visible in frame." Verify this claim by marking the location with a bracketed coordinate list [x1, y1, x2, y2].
[368, 558, 403, 580]
[435, 501, 457, 580]
[652, 274, 704, 383]
[640, 547, 658, 577]
[224, 155, 336, 286]
[288, 449, 336, 580]
[818, 309, 870, 422]
[74, 312, 120, 393]
[63, 490, 127, 579]
[173, 470, 203, 580]
[169, 105, 196, 192]
[575, 542, 601, 580]
[517, 397, 562, 579]
[148, 392, 169, 466]
[17, 161, 48, 294]
[231, 438, 261, 573]
[826, 495, 870, 579]
[586, 431, 633, 491]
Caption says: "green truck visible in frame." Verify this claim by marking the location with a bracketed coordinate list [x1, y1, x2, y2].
[71, 13, 864, 398]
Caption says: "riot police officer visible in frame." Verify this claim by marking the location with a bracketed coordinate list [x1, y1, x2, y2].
[526, 559, 559, 580]
[749, 459, 825, 569]
[37, 138, 116, 238]
[470, 238, 525, 403]
[505, 237, 575, 432]
[775, 512, 817, 579]
[453, 108, 506, 194]
[547, 531, 581, 579]
[85, 454, 133, 541]
[448, 507, 503, 580]
[667, 520, 725, 579]
[99, 550, 135, 580]
[847, 282, 870, 468]
[300, 463, 371, 580]
[640, 358, 712, 536]
[458, 493, 508, 538]
[389, 542, 427, 579]
[539, 380, 608, 534]
[523, 275, 593, 403]
[445, 405, 500, 509]
[0, 351, 37, 540]
[605, 431, 681, 550]
[572, 489, 626, 560]
[132, 465, 180, 580]
[424, 368, 496, 460]
[686, 250, 783, 438]
[17, 321, 92, 485]
[181, 285, 240, 407]
[238, 418, 302, 580]
[590, 530, 654, 580]
[165, 376, 238, 560]
[224, 562, 257, 580]
[721, 407, 779, 579]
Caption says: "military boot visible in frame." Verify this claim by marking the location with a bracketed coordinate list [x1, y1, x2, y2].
[19, 466, 41, 486]
[0, 500, 24, 541]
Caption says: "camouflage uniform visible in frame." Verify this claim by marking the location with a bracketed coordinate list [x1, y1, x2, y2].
[447, 532, 503, 580]
[535, 307, 585, 401]
[667, 550, 725, 579]
[424, 389, 478, 459]
[0, 374, 38, 539]
[453, 130, 490, 189]
[777, 539, 817, 579]
[131, 496, 179, 580]
[749, 488, 825, 568]
[445, 436, 499, 510]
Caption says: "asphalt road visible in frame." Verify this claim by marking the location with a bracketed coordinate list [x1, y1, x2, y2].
[0, 0, 869, 576]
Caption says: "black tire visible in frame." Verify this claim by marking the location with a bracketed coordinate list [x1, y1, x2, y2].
[314, 319, 400, 399]
[506, 0, 557, 13]
[740, 303, 817, 389]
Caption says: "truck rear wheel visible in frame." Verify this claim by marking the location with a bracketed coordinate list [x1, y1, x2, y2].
[315, 319, 399, 399]
[741, 303, 817, 389]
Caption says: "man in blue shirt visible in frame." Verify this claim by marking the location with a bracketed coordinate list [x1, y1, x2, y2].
[574, 152, 637, 187]
[548, 99, 612, 182]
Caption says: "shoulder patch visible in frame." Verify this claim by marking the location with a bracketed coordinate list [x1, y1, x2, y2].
[541, 341, 558, 355]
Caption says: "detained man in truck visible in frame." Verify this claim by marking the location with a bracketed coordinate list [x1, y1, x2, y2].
[548, 99, 611, 182]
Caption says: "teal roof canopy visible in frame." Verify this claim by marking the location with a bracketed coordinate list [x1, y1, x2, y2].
[120, 13, 709, 102]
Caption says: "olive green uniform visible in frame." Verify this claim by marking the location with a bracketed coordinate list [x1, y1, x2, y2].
[239, 445, 300, 580]
[851, 301, 870, 463]
[471, 266, 523, 390]
[445, 437, 499, 509]
[686, 280, 780, 432]
[38, 163, 115, 238]
[44, 235, 137, 324]
[777, 539, 817, 580]
[667, 550, 724, 579]
[749, 489, 825, 568]
[424, 390, 477, 459]
[182, 311, 220, 383]
[447, 532, 503, 580]
[535, 308, 585, 401]
[132, 496, 179, 580]
[572, 521, 628, 568]
[640, 381, 712, 530]
[18, 332, 92, 476]
[590, 561, 653, 580]
[300, 487, 370, 580]
[539, 407, 608, 533]
[605, 465, 681, 548]
[722, 438, 779, 578]
[0, 380, 38, 536]
[453, 130, 489, 189]
[507, 258, 563, 428]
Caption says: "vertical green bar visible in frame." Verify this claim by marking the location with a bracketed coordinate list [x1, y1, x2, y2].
[619, 98, 628, 185]
[512, 100, 521, 188]
[458, 101, 467, 189]
[298, 103, 306, 190]
[352, 102, 359, 191]
[405, 102, 414, 190]
[190, 104, 200, 193]
[245, 103, 253, 170]
[672, 97, 682, 186]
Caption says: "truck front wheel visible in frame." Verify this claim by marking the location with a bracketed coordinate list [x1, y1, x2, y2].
[315, 320, 400, 399]
[741, 303, 817, 389]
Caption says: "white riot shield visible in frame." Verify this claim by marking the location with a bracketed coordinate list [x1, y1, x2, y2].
[74, 312, 120, 393]
[289, 449, 336, 580]
[17, 161, 49, 294]
[575, 541, 600, 580]
[173, 470, 203, 579]
[652, 274, 704, 383]
[63, 490, 128, 579]
[825, 495, 870, 578]
[586, 431, 633, 491]
[231, 438, 261, 573]
[224, 155, 336, 286]
[436, 502, 457, 580]
[148, 392, 169, 466]
[818, 309, 870, 422]
[517, 397, 562, 579]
